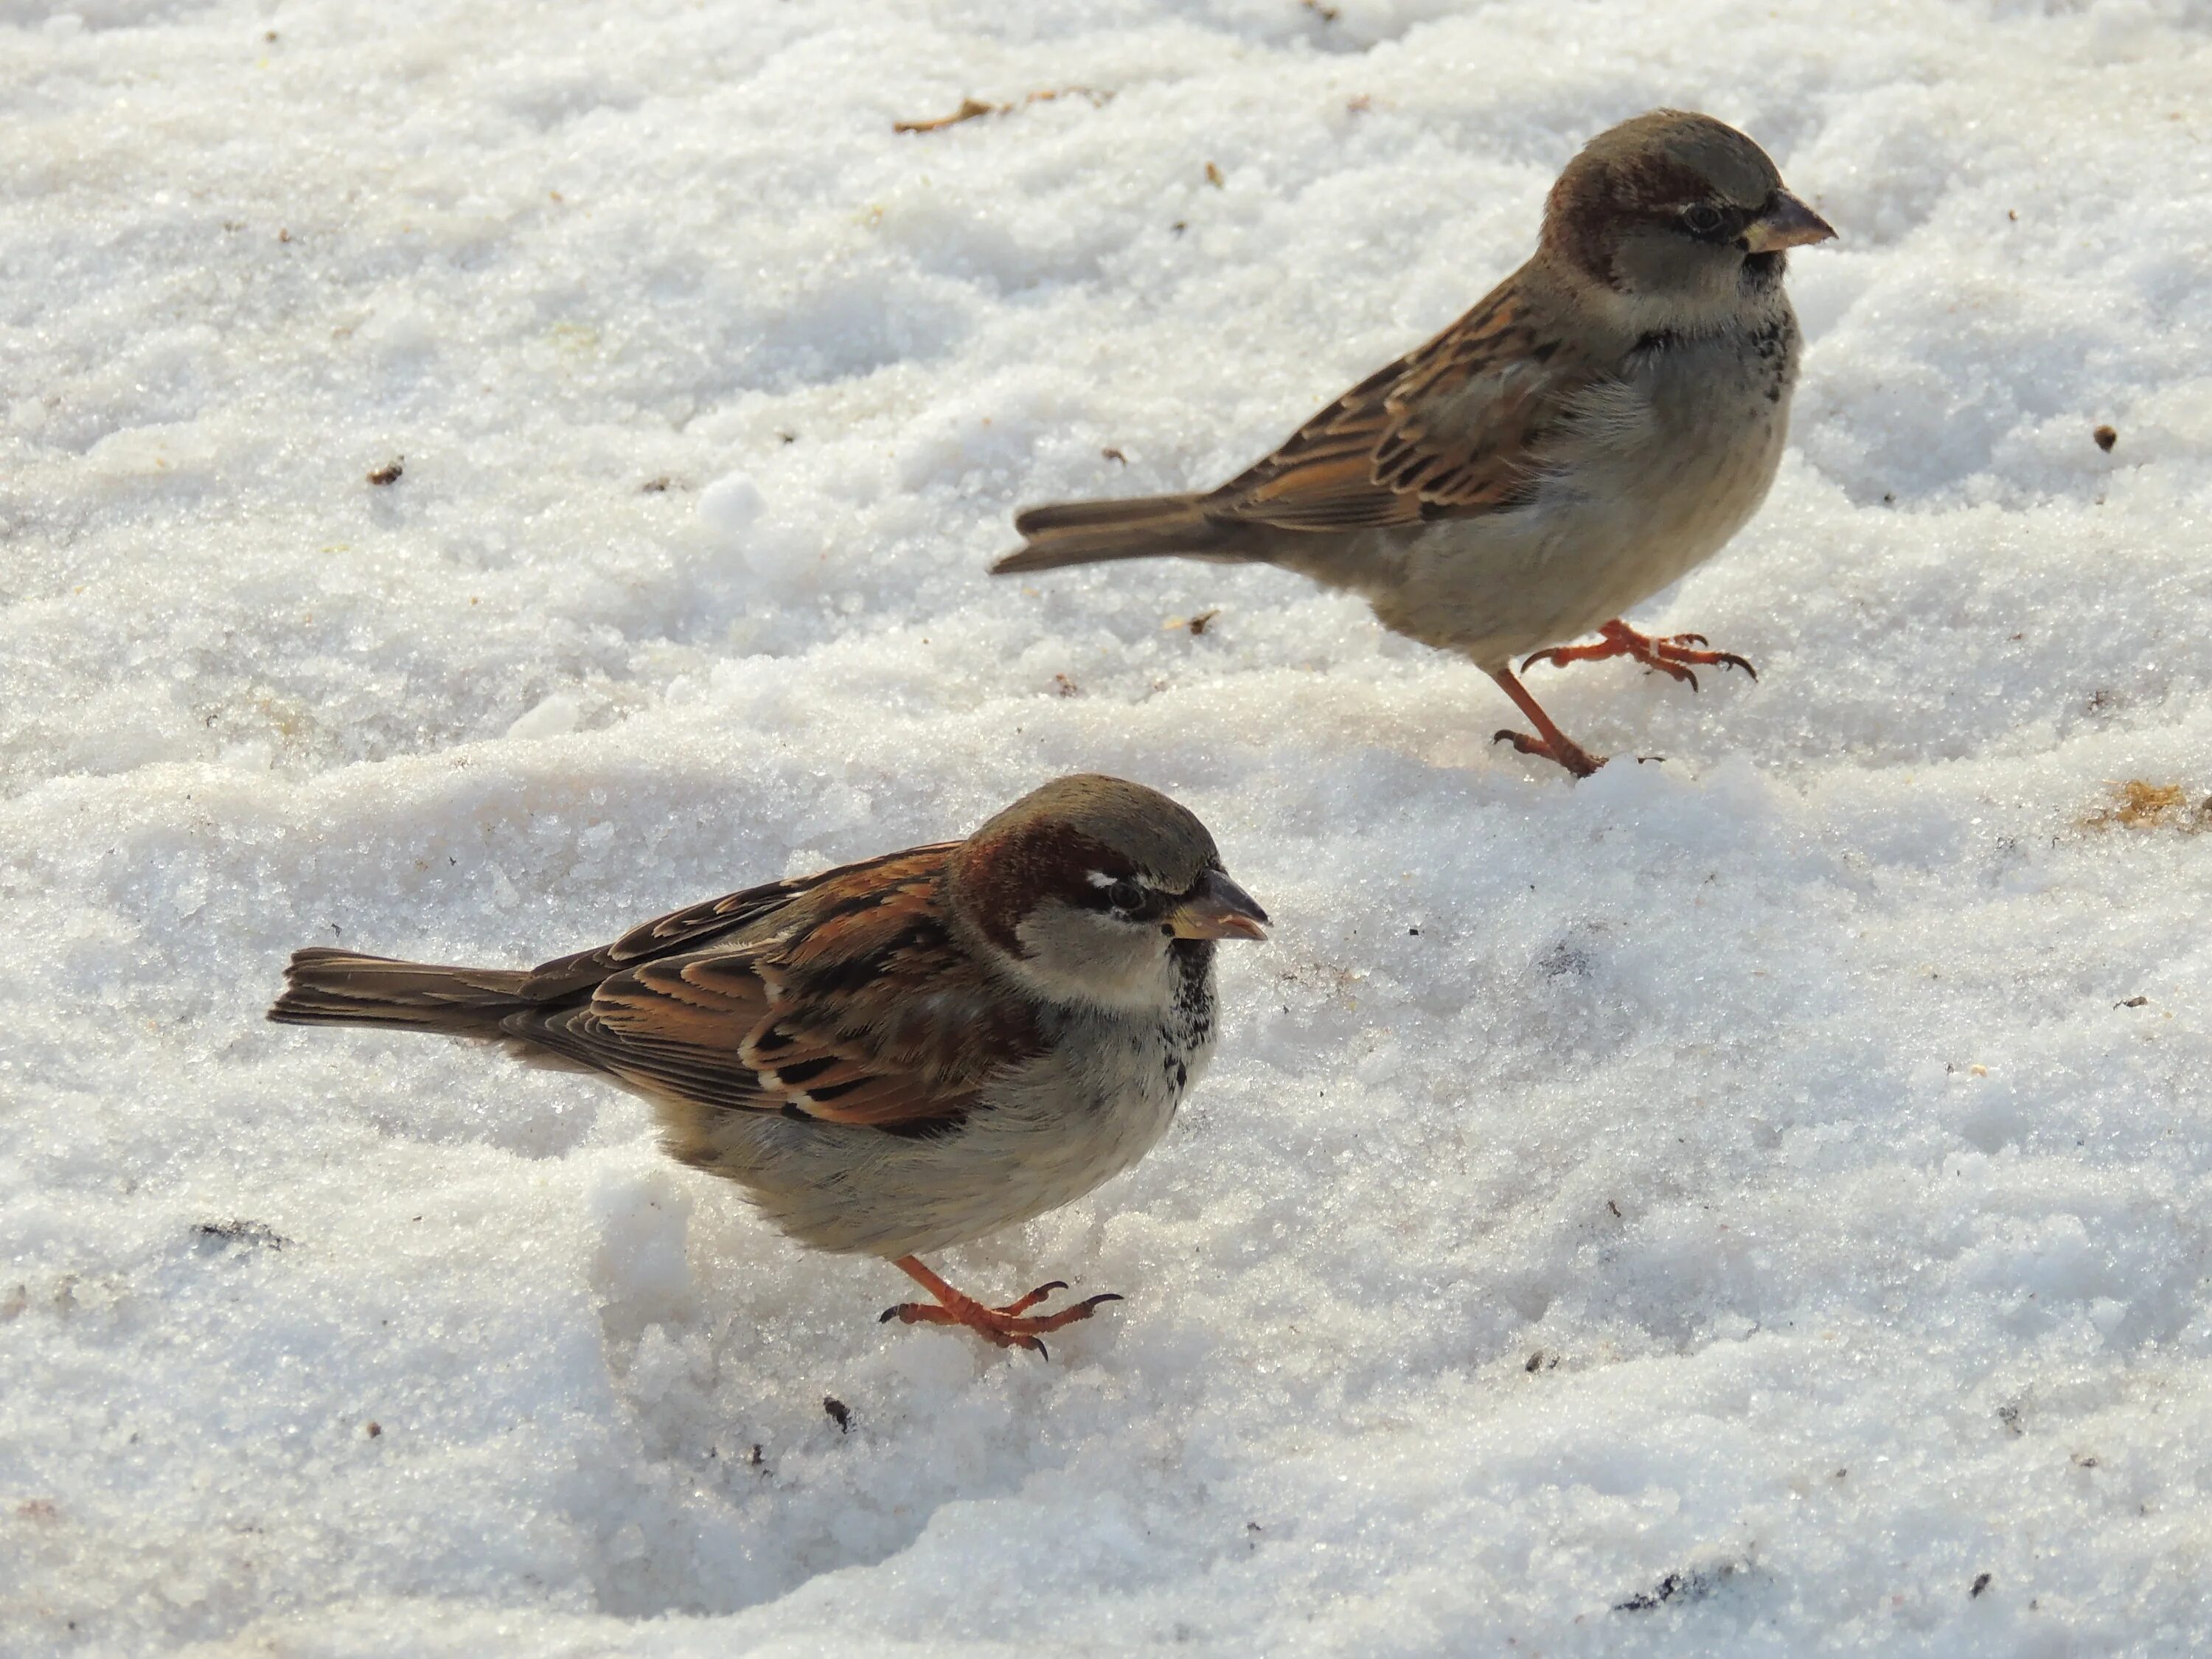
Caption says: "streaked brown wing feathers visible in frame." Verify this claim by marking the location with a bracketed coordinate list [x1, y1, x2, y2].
[1206, 279, 1607, 532]
[509, 852, 1038, 1132]
[518, 842, 961, 1000]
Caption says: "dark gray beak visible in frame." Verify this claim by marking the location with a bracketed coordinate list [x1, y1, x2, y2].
[1167, 870, 1270, 942]
[1743, 189, 1836, 253]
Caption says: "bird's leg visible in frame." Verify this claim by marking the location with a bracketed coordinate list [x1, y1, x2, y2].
[879, 1255, 1123, 1358]
[1522, 619, 1756, 692]
[1487, 667, 1604, 778]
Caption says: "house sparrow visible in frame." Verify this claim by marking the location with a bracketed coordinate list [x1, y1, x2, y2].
[994, 110, 1836, 776]
[267, 776, 1267, 1355]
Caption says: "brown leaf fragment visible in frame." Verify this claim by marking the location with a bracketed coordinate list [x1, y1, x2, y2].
[896, 88, 1107, 133]
[896, 97, 999, 133]
[2081, 780, 2212, 832]
[1022, 87, 1105, 109]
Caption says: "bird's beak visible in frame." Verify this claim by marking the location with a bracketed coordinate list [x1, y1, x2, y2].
[1168, 870, 1270, 942]
[1742, 190, 1836, 253]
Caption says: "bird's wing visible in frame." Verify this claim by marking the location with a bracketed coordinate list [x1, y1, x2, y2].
[1206, 272, 1618, 532]
[517, 842, 963, 1001]
[510, 847, 1040, 1131]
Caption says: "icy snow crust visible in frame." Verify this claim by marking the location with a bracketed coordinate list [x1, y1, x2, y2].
[5, 0, 2212, 1652]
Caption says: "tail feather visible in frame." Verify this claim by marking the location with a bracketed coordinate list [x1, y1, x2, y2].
[267, 948, 539, 1037]
[994, 492, 1242, 574]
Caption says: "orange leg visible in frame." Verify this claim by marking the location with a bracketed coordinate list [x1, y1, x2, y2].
[880, 1255, 1122, 1359]
[1522, 619, 1756, 691]
[1488, 665, 1604, 778]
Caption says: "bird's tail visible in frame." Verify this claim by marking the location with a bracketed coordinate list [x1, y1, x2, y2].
[992, 493, 1242, 574]
[267, 948, 538, 1037]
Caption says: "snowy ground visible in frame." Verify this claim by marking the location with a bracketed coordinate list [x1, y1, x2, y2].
[6, 0, 2212, 1652]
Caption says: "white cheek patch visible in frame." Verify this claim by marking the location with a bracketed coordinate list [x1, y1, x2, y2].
[1012, 899, 1179, 1015]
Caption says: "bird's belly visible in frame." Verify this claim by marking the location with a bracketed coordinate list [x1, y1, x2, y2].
[708, 1015, 1211, 1261]
[1365, 369, 1791, 668]
[1547, 412, 1785, 633]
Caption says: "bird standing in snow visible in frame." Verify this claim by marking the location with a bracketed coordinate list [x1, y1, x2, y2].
[995, 110, 1836, 776]
[268, 776, 1267, 1354]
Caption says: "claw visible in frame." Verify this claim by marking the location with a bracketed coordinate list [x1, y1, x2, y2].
[1492, 721, 1601, 779]
[1527, 619, 1755, 697]
[995, 1279, 1074, 1317]
[1652, 633, 1756, 681]
[1521, 639, 1616, 675]
[883, 1256, 1125, 1358]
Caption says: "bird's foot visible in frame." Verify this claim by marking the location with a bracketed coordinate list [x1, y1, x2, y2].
[880, 1256, 1121, 1358]
[1523, 620, 1756, 692]
[1485, 666, 1606, 779]
[1491, 726, 1604, 778]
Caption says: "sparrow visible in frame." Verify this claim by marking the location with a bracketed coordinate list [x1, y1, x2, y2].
[994, 110, 1836, 776]
[267, 776, 1268, 1355]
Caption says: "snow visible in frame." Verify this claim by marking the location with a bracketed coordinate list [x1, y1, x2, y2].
[5, 0, 2212, 1651]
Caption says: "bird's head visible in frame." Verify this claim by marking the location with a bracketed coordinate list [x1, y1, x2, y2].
[948, 774, 1268, 1014]
[1543, 109, 1834, 330]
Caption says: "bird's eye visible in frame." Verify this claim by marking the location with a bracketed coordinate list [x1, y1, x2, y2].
[1682, 202, 1724, 234]
[1105, 878, 1144, 912]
